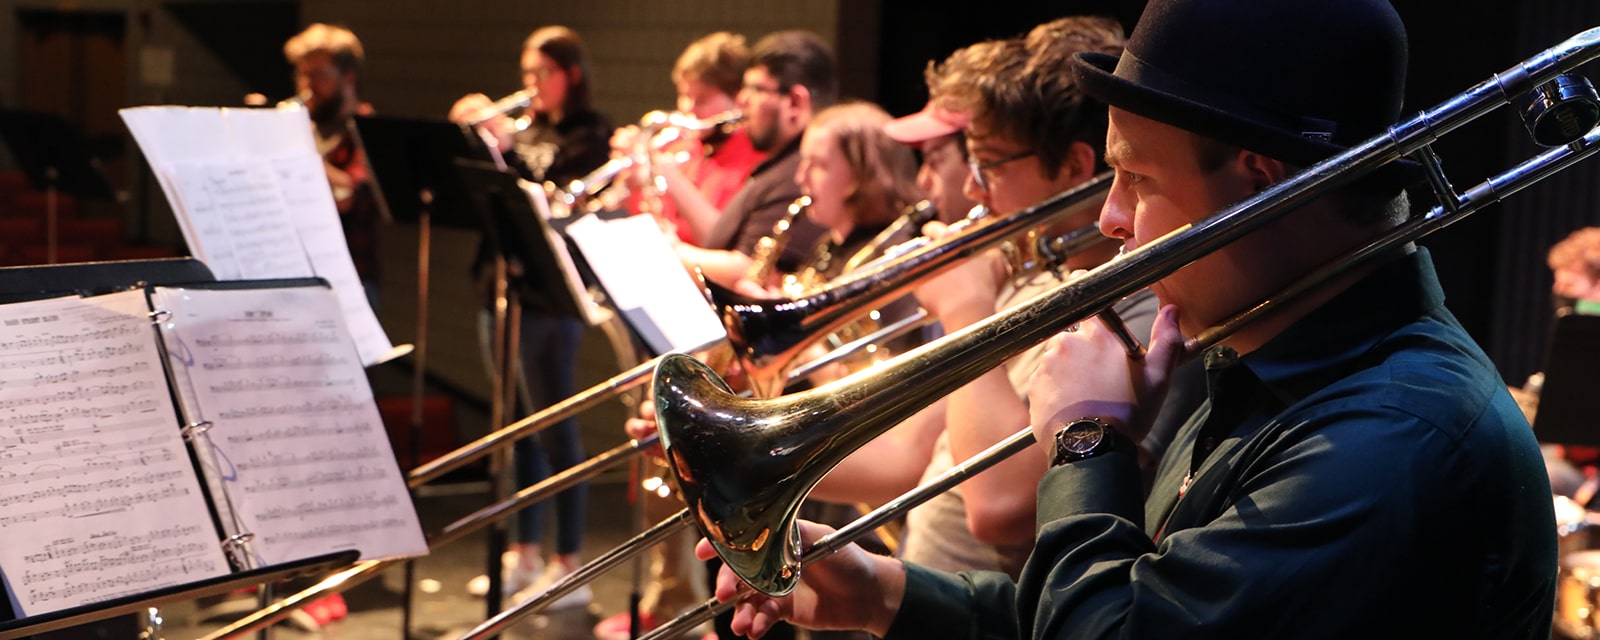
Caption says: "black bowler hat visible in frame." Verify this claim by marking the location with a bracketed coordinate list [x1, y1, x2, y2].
[1073, 0, 1417, 184]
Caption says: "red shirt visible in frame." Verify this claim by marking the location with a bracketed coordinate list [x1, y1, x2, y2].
[637, 128, 764, 245]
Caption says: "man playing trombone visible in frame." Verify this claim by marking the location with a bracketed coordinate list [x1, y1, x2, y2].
[706, 0, 1558, 636]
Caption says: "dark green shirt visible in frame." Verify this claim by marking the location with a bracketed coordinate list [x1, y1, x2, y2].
[886, 249, 1557, 639]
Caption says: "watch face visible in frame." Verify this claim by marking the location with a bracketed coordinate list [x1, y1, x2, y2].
[1060, 420, 1106, 454]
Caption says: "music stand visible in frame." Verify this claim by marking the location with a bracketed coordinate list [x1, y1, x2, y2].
[350, 114, 500, 634]
[1533, 313, 1600, 447]
[0, 258, 356, 639]
[453, 160, 591, 320]
[0, 108, 116, 265]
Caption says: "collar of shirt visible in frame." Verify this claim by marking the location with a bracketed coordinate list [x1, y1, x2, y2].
[1231, 247, 1445, 407]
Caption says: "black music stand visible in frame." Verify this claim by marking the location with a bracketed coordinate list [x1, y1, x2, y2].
[1533, 312, 1600, 447]
[0, 552, 357, 640]
[453, 159, 591, 320]
[0, 108, 116, 265]
[352, 114, 497, 635]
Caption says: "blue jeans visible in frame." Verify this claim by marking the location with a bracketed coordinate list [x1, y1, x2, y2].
[481, 310, 588, 554]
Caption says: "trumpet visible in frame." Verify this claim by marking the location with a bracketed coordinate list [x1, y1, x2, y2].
[553, 109, 745, 216]
[651, 28, 1600, 601]
[465, 89, 536, 127]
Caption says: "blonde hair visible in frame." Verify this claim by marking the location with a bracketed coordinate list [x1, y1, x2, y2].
[673, 32, 750, 98]
[808, 101, 922, 227]
[284, 23, 364, 76]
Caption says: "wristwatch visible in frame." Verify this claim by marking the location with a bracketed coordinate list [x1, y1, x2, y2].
[1051, 417, 1126, 466]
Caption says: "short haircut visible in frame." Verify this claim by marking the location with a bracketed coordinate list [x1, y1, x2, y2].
[1549, 227, 1600, 281]
[284, 23, 364, 77]
[526, 25, 594, 112]
[674, 32, 750, 99]
[750, 30, 838, 110]
[931, 16, 1125, 180]
[1190, 135, 1410, 227]
[807, 101, 921, 227]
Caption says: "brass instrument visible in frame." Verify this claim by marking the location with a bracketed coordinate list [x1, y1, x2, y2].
[465, 89, 535, 127]
[551, 109, 745, 217]
[203, 29, 1600, 640]
[706, 173, 1113, 398]
[744, 195, 811, 285]
[647, 28, 1600, 602]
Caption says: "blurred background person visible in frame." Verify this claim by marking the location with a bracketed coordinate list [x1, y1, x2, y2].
[611, 31, 764, 246]
[284, 22, 382, 308]
[1549, 226, 1600, 316]
[673, 30, 835, 288]
[449, 25, 614, 610]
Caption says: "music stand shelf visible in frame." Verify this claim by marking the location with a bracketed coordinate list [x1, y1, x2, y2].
[0, 552, 358, 640]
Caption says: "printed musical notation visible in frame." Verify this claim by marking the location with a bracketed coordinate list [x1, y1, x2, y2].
[0, 292, 229, 616]
[169, 160, 316, 281]
[152, 285, 426, 565]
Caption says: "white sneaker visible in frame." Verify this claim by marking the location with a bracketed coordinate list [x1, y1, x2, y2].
[466, 550, 542, 597]
[510, 560, 592, 611]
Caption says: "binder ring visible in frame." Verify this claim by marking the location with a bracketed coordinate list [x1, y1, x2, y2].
[180, 420, 214, 442]
[148, 308, 172, 322]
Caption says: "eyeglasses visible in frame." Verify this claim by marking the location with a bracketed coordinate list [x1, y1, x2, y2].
[741, 83, 787, 96]
[967, 149, 1037, 192]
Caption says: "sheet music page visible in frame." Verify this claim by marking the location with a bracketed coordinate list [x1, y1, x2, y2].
[167, 159, 316, 281]
[565, 214, 726, 353]
[0, 291, 228, 617]
[150, 285, 425, 565]
[119, 106, 396, 366]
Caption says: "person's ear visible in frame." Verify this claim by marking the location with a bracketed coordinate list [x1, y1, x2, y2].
[1066, 141, 1097, 182]
[790, 84, 812, 113]
[1238, 150, 1286, 192]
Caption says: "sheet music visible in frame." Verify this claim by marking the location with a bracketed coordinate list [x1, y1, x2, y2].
[0, 292, 228, 617]
[151, 285, 425, 565]
[119, 106, 397, 366]
[565, 214, 726, 353]
[167, 159, 315, 280]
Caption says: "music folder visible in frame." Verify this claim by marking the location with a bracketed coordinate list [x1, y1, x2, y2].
[0, 263, 426, 626]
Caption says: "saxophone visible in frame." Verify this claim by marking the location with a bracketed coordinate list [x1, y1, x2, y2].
[745, 195, 811, 286]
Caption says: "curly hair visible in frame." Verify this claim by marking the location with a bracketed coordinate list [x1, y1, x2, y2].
[1549, 227, 1600, 281]
[807, 101, 922, 228]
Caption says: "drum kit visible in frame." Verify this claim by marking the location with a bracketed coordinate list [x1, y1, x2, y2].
[1556, 495, 1600, 638]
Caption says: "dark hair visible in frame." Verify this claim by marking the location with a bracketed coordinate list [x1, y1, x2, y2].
[526, 26, 593, 112]
[284, 23, 364, 77]
[674, 32, 750, 99]
[750, 30, 838, 110]
[932, 17, 1125, 179]
[809, 101, 922, 227]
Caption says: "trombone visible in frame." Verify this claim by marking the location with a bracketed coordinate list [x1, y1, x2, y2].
[651, 25, 1600, 601]
[406, 172, 1115, 487]
[705, 173, 1113, 397]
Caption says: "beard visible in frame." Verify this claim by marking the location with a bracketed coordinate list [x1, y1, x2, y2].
[747, 114, 780, 152]
[309, 90, 348, 131]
